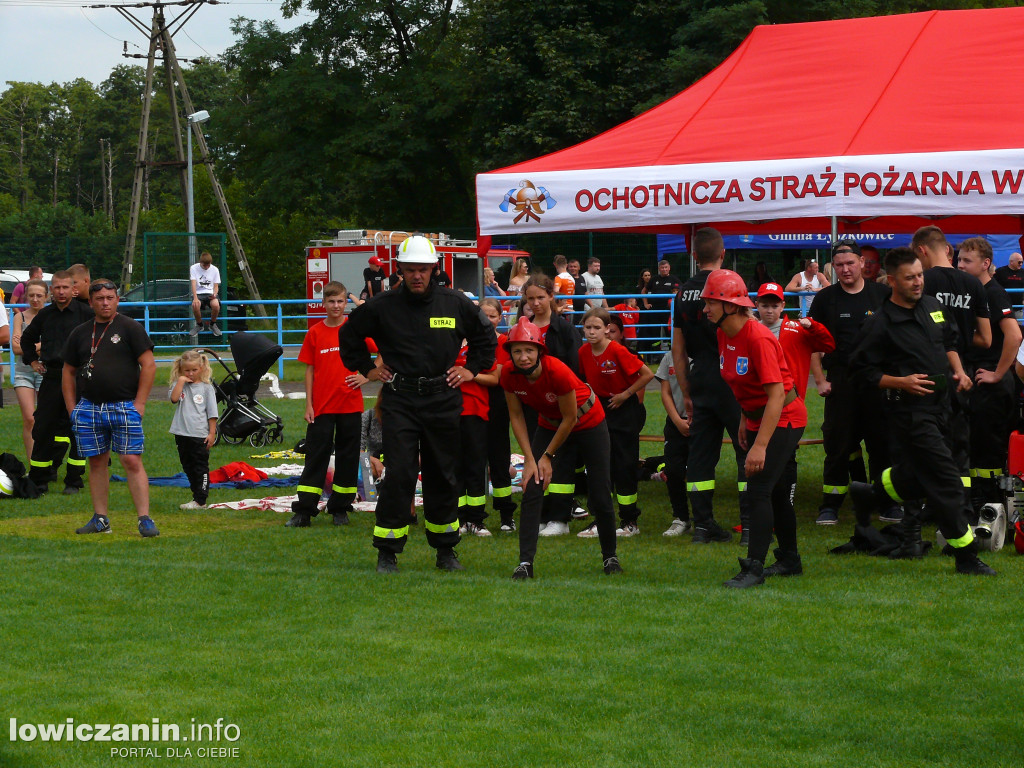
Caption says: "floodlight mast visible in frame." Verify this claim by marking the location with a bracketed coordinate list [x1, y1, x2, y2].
[112, 0, 266, 317]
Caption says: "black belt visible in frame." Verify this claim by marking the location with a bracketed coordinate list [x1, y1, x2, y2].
[540, 389, 596, 429]
[742, 387, 798, 420]
[388, 373, 449, 395]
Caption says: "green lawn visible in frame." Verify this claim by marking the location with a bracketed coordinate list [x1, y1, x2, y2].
[0, 389, 1020, 768]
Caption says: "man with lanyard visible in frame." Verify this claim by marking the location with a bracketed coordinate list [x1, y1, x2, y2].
[807, 239, 894, 525]
[913, 225, 990, 551]
[340, 235, 496, 573]
[956, 238, 1021, 513]
[849, 247, 994, 576]
[63, 280, 159, 537]
[19, 269, 92, 495]
[647, 259, 681, 349]
[671, 227, 749, 543]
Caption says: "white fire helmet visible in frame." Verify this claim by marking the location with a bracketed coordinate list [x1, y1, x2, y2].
[396, 235, 438, 264]
[0, 469, 13, 496]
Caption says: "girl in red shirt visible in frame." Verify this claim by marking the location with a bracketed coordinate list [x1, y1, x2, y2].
[701, 270, 808, 588]
[577, 308, 653, 537]
[500, 317, 621, 579]
[478, 298, 517, 532]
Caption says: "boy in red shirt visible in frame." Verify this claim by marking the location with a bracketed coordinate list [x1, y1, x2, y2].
[286, 281, 366, 527]
[577, 308, 653, 537]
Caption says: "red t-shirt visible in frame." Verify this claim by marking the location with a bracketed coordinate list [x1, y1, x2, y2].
[298, 319, 364, 416]
[612, 303, 639, 339]
[500, 355, 604, 432]
[456, 344, 492, 419]
[776, 317, 834, 399]
[495, 332, 510, 366]
[717, 319, 806, 431]
[578, 340, 643, 399]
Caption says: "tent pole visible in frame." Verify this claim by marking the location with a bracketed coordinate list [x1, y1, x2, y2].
[830, 216, 838, 245]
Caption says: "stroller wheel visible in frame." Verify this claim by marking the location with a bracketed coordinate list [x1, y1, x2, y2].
[267, 426, 284, 444]
[274, 429, 284, 444]
[213, 426, 222, 447]
[222, 432, 245, 445]
[249, 431, 265, 447]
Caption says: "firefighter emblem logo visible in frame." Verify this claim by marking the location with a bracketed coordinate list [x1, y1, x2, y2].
[499, 179, 557, 224]
[736, 357, 749, 375]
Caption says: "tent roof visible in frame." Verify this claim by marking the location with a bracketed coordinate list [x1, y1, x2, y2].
[476, 8, 1024, 237]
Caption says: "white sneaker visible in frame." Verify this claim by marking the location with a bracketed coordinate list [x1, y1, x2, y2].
[462, 521, 492, 537]
[662, 519, 690, 537]
[571, 503, 589, 520]
[538, 521, 570, 537]
[179, 500, 206, 510]
[577, 523, 599, 538]
[616, 522, 639, 537]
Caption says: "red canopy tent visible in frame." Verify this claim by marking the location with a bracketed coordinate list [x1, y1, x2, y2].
[476, 8, 1024, 246]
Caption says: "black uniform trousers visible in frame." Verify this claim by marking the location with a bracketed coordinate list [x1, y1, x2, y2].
[603, 396, 645, 525]
[877, 409, 973, 546]
[374, 388, 461, 554]
[174, 435, 210, 505]
[745, 426, 804, 563]
[968, 372, 1015, 508]
[486, 389, 516, 522]
[458, 414, 489, 526]
[293, 412, 361, 517]
[29, 375, 85, 490]
[819, 368, 888, 511]
[662, 418, 690, 522]
[519, 422, 616, 565]
[686, 372, 750, 528]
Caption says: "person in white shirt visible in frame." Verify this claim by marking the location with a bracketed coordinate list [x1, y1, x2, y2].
[582, 257, 607, 308]
[785, 259, 830, 317]
[189, 251, 222, 337]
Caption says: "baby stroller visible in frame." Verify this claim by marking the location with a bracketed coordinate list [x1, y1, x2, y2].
[203, 331, 284, 447]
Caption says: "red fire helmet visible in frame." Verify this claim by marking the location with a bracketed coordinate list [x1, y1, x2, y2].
[504, 316, 548, 353]
[700, 269, 754, 307]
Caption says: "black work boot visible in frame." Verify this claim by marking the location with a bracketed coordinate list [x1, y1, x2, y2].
[954, 541, 997, 576]
[889, 515, 925, 560]
[285, 513, 311, 527]
[376, 550, 399, 574]
[763, 548, 803, 577]
[693, 520, 732, 543]
[723, 558, 765, 588]
[435, 548, 464, 571]
[331, 508, 351, 526]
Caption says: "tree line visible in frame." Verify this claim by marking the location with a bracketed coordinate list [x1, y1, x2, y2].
[0, 0, 1004, 296]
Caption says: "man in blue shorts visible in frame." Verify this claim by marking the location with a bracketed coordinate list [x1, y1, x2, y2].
[62, 280, 160, 537]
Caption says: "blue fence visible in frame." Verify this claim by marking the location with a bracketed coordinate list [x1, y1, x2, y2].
[11, 285, 1021, 381]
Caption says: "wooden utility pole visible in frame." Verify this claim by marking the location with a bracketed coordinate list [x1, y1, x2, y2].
[109, 0, 266, 316]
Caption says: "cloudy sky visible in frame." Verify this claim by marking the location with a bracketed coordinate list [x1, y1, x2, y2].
[0, 0, 307, 87]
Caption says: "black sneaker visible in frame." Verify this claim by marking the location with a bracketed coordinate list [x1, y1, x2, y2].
[955, 556, 997, 576]
[511, 562, 534, 580]
[763, 549, 803, 577]
[435, 548, 464, 571]
[285, 513, 311, 527]
[603, 556, 623, 575]
[879, 504, 904, 523]
[723, 558, 765, 588]
[815, 508, 840, 525]
[376, 551, 399, 574]
[76, 514, 111, 535]
[331, 510, 350, 526]
[693, 524, 732, 543]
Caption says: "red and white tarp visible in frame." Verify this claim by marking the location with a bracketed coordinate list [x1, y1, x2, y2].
[476, 9, 1024, 237]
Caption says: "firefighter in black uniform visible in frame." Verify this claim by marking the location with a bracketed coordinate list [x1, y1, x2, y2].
[956, 237, 1021, 510]
[807, 239, 893, 525]
[20, 269, 92, 494]
[671, 227, 749, 543]
[849, 247, 995, 575]
[340, 235, 496, 573]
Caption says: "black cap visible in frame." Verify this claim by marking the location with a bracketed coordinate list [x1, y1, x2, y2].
[832, 238, 861, 257]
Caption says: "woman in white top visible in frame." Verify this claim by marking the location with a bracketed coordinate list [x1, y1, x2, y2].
[785, 259, 830, 316]
[11, 279, 45, 460]
[505, 257, 531, 324]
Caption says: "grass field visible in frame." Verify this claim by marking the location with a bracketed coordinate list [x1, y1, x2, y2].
[0, 385, 1021, 768]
